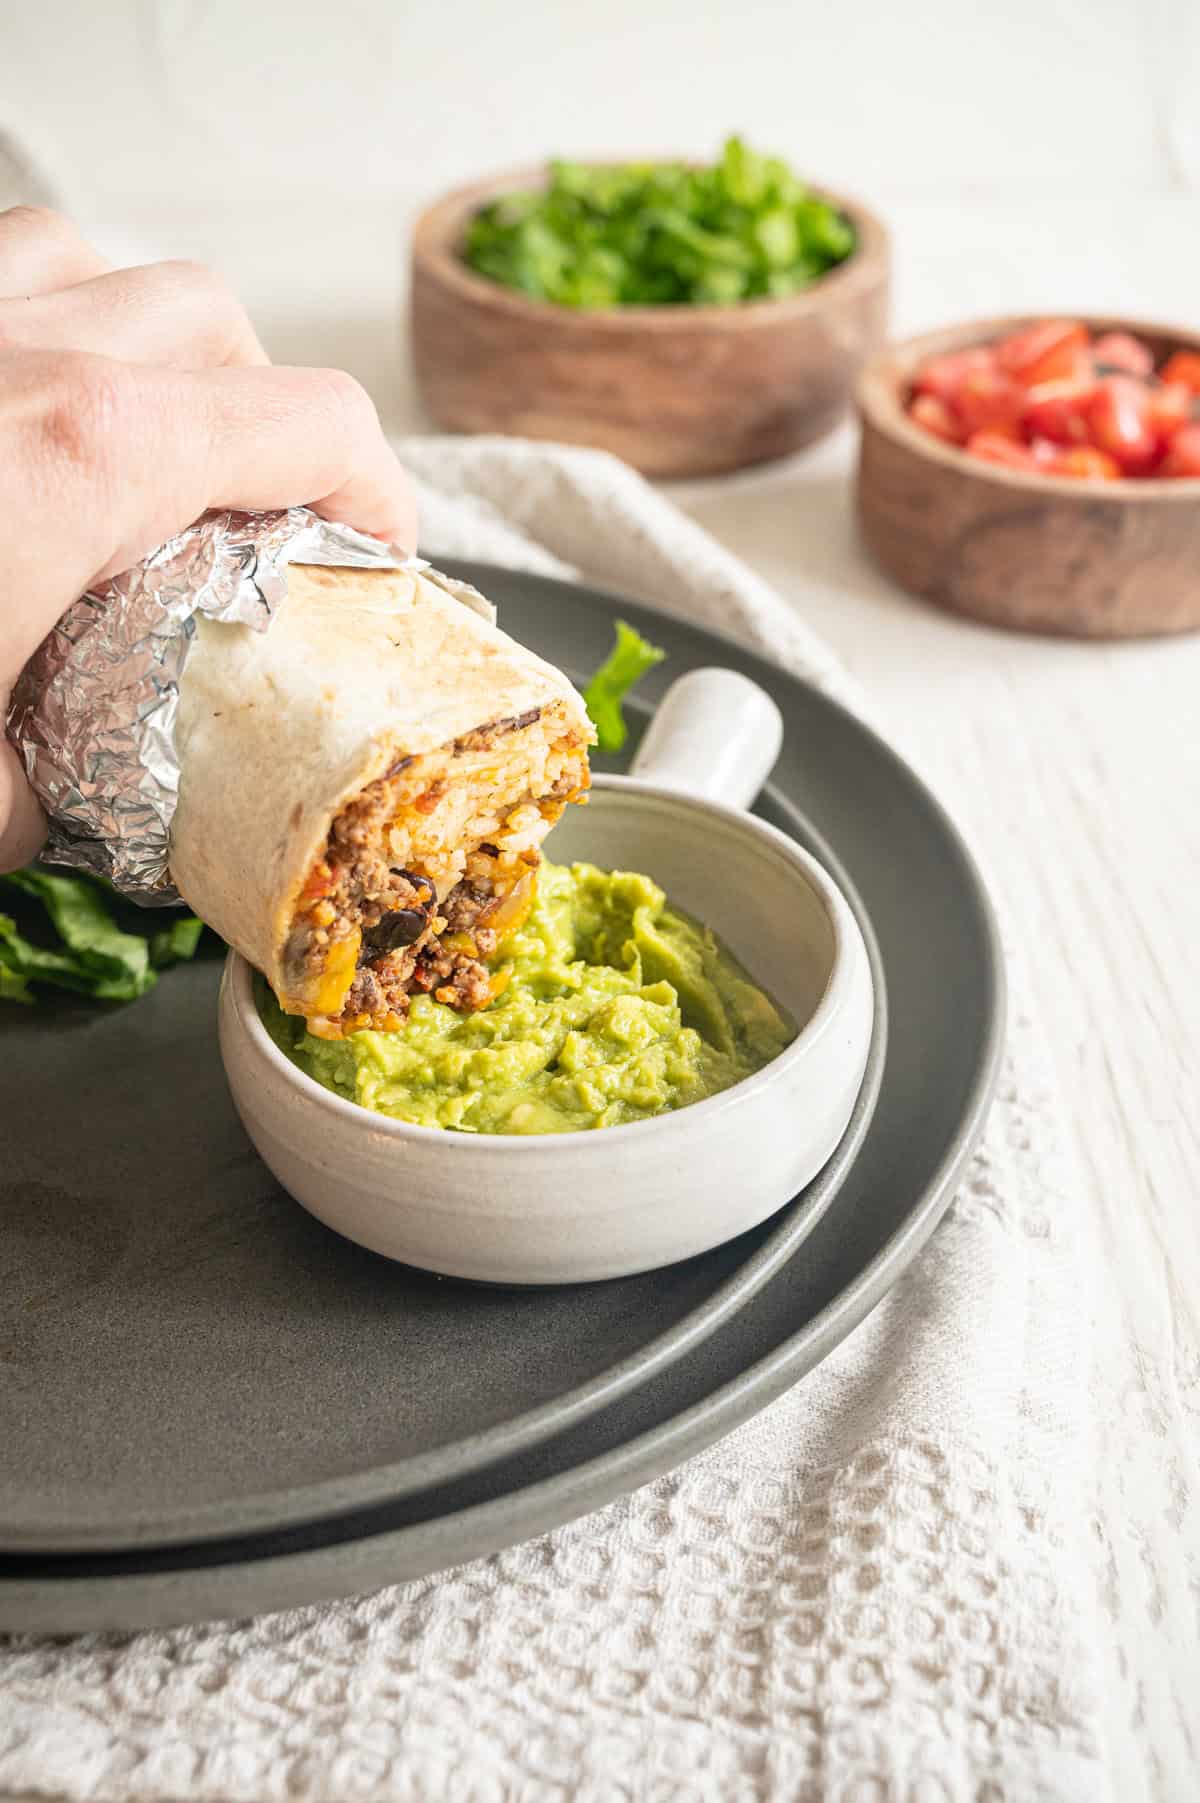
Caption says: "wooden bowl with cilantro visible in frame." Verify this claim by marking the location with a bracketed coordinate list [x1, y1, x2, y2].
[410, 140, 889, 478]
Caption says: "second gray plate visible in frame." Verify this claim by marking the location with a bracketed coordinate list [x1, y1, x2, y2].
[0, 586, 884, 1555]
[0, 563, 1003, 1631]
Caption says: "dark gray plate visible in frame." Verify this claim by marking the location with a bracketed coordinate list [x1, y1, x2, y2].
[0, 564, 1003, 1631]
[0, 579, 885, 1557]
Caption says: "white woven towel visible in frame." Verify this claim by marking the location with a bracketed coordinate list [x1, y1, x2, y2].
[0, 439, 1188, 1803]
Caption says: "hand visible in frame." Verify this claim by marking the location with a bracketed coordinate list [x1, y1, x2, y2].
[0, 205, 418, 870]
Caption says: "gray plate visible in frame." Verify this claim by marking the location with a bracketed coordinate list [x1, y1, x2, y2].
[0, 576, 885, 1556]
[0, 563, 1003, 1631]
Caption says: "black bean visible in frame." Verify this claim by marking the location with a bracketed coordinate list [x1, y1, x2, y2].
[389, 866, 434, 901]
[359, 908, 429, 962]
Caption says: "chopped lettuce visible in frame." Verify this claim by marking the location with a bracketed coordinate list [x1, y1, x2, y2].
[463, 136, 856, 309]
[0, 954, 33, 1004]
[0, 866, 206, 1006]
[583, 620, 665, 754]
[150, 914, 206, 968]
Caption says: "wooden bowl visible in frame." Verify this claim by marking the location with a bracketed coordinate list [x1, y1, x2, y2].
[410, 164, 889, 479]
[856, 315, 1200, 639]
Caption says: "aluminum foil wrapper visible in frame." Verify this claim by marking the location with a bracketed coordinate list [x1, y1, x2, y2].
[5, 508, 490, 906]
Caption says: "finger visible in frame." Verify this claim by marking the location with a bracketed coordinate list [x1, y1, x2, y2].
[2, 353, 416, 859]
[167, 363, 418, 562]
[0, 206, 109, 298]
[3, 354, 417, 630]
[0, 737, 46, 872]
[0, 259, 269, 368]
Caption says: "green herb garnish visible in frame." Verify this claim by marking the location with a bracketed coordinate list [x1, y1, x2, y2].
[0, 866, 205, 1005]
[463, 136, 855, 309]
[150, 913, 206, 969]
[583, 620, 665, 754]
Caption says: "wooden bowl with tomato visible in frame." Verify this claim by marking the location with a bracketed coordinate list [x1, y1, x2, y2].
[855, 316, 1200, 638]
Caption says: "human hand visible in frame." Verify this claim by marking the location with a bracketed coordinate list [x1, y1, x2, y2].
[0, 205, 418, 870]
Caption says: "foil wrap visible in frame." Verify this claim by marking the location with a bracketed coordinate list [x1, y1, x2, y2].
[5, 508, 426, 905]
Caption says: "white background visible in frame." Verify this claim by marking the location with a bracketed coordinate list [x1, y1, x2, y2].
[3, 4, 1199, 1795]
[4, 0, 1200, 209]
[3, 0, 1200, 409]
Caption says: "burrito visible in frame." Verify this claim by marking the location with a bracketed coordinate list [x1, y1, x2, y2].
[169, 561, 594, 1037]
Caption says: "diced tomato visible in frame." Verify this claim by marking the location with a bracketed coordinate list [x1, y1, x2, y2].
[954, 367, 1026, 434]
[1091, 331, 1154, 378]
[912, 329, 1200, 481]
[965, 431, 1043, 472]
[997, 320, 1090, 388]
[975, 417, 1025, 443]
[1051, 446, 1122, 481]
[1147, 381, 1193, 445]
[908, 393, 963, 444]
[299, 859, 334, 904]
[912, 345, 996, 407]
[1086, 377, 1158, 474]
[1021, 380, 1095, 446]
[1159, 423, 1200, 477]
[1159, 350, 1200, 395]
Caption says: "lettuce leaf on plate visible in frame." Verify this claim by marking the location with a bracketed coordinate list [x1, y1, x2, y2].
[0, 866, 205, 1006]
[583, 620, 665, 754]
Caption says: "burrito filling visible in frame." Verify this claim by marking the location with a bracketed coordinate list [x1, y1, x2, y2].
[283, 702, 590, 1036]
[262, 861, 797, 1135]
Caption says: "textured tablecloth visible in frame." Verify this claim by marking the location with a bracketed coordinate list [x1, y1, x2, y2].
[0, 439, 1184, 1803]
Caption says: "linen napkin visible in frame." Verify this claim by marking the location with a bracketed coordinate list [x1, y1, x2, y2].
[0, 439, 1188, 1803]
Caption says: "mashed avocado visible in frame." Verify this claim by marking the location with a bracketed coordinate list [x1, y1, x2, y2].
[261, 862, 794, 1135]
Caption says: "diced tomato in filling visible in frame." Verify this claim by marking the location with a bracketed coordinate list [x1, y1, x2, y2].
[299, 859, 334, 904]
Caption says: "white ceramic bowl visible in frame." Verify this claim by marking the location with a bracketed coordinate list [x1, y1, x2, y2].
[218, 670, 874, 1283]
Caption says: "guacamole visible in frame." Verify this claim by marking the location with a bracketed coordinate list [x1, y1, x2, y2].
[261, 862, 794, 1135]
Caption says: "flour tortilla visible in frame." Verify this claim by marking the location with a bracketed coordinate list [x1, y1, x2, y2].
[169, 563, 591, 996]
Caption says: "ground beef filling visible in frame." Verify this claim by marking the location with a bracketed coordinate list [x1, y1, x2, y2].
[339, 867, 504, 1027]
[285, 710, 587, 1035]
[291, 846, 531, 1033]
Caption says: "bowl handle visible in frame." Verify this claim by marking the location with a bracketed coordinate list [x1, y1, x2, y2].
[629, 668, 784, 811]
